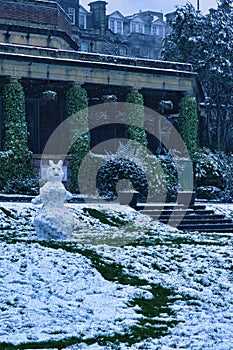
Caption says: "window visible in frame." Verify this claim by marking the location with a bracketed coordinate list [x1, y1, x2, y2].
[132, 47, 140, 57]
[157, 26, 164, 37]
[152, 25, 157, 35]
[68, 7, 75, 25]
[80, 42, 88, 52]
[138, 23, 144, 33]
[119, 47, 127, 56]
[109, 18, 123, 34]
[109, 19, 115, 32]
[79, 14, 86, 29]
[131, 21, 144, 33]
[142, 49, 149, 58]
[117, 20, 122, 34]
[131, 22, 137, 32]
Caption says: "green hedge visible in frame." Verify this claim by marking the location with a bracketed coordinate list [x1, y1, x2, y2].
[179, 96, 199, 158]
[66, 86, 90, 193]
[0, 81, 34, 191]
[126, 92, 147, 146]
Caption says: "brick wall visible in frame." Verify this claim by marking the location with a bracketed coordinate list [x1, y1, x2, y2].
[0, 0, 71, 35]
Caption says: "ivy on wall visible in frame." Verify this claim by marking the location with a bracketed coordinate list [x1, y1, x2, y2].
[66, 86, 90, 193]
[0, 81, 33, 191]
[179, 96, 199, 158]
[126, 92, 147, 146]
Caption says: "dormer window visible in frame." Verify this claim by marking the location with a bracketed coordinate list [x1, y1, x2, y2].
[117, 20, 122, 34]
[152, 25, 165, 37]
[108, 18, 123, 34]
[68, 7, 75, 25]
[131, 22, 136, 32]
[130, 21, 144, 34]
[138, 23, 143, 33]
[109, 19, 115, 32]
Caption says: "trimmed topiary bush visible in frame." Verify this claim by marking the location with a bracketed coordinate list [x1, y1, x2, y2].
[126, 92, 147, 146]
[66, 86, 90, 193]
[96, 157, 149, 201]
[0, 81, 34, 192]
[179, 96, 199, 158]
[194, 148, 233, 202]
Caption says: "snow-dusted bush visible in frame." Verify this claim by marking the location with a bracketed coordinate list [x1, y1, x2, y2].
[194, 148, 233, 201]
[66, 86, 90, 193]
[0, 81, 34, 193]
[158, 153, 178, 201]
[179, 96, 199, 158]
[194, 149, 229, 189]
[96, 157, 149, 201]
[2, 175, 39, 195]
[126, 92, 147, 146]
[196, 186, 222, 200]
[96, 142, 168, 202]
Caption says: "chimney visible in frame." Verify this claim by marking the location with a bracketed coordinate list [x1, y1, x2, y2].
[89, 1, 107, 34]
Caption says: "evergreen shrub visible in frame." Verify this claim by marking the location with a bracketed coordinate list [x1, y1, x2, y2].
[179, 96, 199, 158]
[194, 148, 233, 201]
[126, 92, 147, 146]
[0, 81, 35, 193]
[66, 86, 90, 193]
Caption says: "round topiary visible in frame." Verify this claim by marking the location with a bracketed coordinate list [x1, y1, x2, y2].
[96, 157, 148, 201]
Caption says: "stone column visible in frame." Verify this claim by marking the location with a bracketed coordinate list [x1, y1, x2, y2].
[65, 83, 90, 193]
[1, 79, 33, 187]
[126, 89, 147, 146]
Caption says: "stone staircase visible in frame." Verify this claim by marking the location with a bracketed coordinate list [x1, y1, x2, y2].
[135, 203, 233, 233]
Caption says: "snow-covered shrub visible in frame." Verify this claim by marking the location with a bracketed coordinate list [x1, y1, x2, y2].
[96, 142, 169, 202]
[0, 81, 34, 192]
[126, 92, 147, 146]
[196, 186, 222, 200]
[194, 149, 229, 189]
[96, 157, 149, 201]
[158, 153, 178, 201]
[194, 149, 233, 201]
[179, 96, 199, 158]
[2, 175, 39, 195]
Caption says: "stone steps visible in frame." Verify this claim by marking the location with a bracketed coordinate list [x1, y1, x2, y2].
[136, 203, 233, 233]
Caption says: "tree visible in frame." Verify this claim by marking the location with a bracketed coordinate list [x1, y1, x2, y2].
[161, 1, 233, 151]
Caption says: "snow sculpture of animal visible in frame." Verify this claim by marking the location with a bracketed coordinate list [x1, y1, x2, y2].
[32, 160, 74, 240]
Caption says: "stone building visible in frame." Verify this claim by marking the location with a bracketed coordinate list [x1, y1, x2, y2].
[0, 0, 204, 179]
[57, 0, 168, 59]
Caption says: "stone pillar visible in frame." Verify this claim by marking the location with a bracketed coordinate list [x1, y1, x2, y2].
[126, 89, 147, 146]
[65, 83, 90, 193]
[1, 79, 33, 187]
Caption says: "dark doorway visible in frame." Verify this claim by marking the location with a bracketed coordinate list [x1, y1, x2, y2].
[26, 98, 64, 154]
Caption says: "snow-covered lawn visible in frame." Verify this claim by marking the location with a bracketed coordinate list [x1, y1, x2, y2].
[0, 201, 233, 349]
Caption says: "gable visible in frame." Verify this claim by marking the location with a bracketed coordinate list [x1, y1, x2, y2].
[108, 10, 125, 20]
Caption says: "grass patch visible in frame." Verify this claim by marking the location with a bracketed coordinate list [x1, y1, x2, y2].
[83, 208, 128, 227]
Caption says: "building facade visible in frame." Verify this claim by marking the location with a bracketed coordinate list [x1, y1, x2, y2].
[57, 0, 168, 59]
[0, 0, 204, 180]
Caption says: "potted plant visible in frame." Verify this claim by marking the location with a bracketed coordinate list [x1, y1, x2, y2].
[176, 158, 196, 207]
[177, 176, 196, 207]
[42, 90, 57, 101]
[159, 100, 173, 114]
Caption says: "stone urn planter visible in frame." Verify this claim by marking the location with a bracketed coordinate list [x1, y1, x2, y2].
[118, 190, 139, 208]
[177, 191, 196, 207]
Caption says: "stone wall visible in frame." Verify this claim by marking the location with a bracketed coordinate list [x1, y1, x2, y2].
[0, 0, 71, 35]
